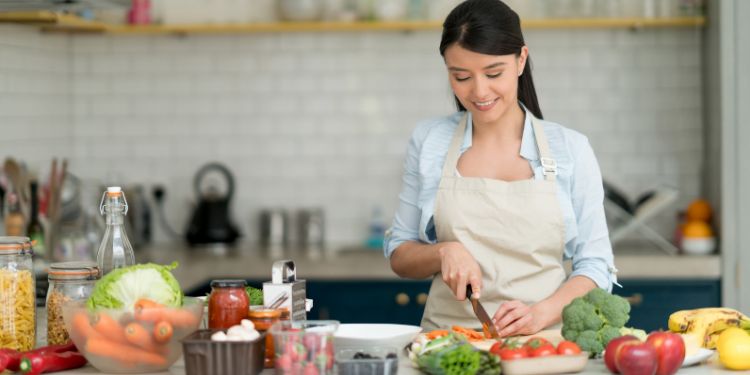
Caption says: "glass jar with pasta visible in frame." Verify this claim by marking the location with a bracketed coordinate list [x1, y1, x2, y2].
[46, 261, 100, 345]
[0, 236, 36, 351]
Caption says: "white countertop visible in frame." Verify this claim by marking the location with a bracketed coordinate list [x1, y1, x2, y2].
[129, 242, 721, 292]
[44, 353, 738, 375]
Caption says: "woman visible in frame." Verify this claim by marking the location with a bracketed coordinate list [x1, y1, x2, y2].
[384, 0, 617, 336]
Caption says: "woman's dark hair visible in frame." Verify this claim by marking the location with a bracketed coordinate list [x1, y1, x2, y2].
[440, 0, 543, 119]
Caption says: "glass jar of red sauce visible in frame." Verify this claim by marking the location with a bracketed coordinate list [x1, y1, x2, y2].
[208, 279, 249, 329]
[248, 307, 284, 368]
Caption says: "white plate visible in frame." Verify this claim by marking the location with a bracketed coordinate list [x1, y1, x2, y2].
[682, 348, 714, 367]
[334, 324, 422, 350]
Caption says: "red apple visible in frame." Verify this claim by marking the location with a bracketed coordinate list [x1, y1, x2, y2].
[646, 331, 686, 375]
[615, 340, 658, 375]
[605, 335, 639, 373]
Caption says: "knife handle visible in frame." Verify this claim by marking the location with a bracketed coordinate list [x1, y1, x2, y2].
[465, 285, 473, 300]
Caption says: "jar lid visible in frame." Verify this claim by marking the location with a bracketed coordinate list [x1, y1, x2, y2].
[0, 236, 32, 253]
[248, 307, 283, 319]
[48, 261, 101, 280]
[210, 279, 247, 288]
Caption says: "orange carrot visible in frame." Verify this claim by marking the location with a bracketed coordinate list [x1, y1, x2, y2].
[451, 325, 485, 341]
[86, 338, 167, 367]
[152, 321, 173, 344]
[92, 313, 129, 344]
[124, 322, 161, 352]
[135, 307, 198, 327]
[134, 298, 164, 312]
[426, 330, 450, 340]
[72, 312, 102, 341]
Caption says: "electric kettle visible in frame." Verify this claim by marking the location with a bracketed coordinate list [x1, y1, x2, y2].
[186, 162, 240, 245]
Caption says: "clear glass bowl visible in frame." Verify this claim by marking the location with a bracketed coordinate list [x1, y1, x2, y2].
[62, 297, 203, 373]
[269, 320, 339, 375]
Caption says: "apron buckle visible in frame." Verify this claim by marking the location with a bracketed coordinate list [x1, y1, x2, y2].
[541, 157, 558, 176]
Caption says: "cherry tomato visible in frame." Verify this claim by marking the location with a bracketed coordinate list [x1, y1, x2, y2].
[528, 344, 556, 357]
[490, 340, 529, 360]
[523, 337, 552, 349]
[556, 340, 582, 355]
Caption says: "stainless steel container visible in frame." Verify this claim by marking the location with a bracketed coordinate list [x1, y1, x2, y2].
[258, 209, 289, 249]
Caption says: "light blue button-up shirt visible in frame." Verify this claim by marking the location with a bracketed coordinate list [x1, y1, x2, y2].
[384, 110, 617, 291]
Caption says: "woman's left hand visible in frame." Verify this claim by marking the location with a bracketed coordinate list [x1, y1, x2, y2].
[492, 300, 547, 337]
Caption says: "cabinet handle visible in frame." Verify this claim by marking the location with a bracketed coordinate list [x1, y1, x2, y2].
[416, 293, 428, 305]
[396, 293, 410, 306]
[623, 293, 643, 307]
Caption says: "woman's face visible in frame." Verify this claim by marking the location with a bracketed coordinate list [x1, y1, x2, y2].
[443, 44, 527, 125]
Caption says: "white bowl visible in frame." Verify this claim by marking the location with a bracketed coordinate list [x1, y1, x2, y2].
[682, 237, 716, 255]
[334, 324, 422, 350]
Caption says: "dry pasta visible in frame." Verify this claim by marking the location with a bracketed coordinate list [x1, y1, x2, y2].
[47, 290, 71, 345]
[0, 269, 35, 351]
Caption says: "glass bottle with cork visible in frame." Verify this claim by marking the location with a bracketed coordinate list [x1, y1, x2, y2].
[96, 186, 135, 275]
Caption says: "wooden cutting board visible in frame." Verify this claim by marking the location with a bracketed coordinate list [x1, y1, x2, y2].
[470, 329, 564, 351]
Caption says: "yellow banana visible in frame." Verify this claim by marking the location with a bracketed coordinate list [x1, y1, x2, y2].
[668, 307, 749, 333]
[705, 331, 721, 349]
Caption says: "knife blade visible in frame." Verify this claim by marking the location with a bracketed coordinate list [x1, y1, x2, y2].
[466, 286, 500, 340]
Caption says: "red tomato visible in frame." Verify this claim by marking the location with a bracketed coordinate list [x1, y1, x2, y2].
[528, 344, 556, 357]
[557, 340, 582, 355]
[490, 341, 529, 360]
[523, 337, 552, 349]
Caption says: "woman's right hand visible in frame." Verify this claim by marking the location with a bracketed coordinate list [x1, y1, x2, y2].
[438, 242, 483, 301]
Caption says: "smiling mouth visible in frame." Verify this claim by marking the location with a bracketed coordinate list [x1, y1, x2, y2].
[472, 98, 498, 110]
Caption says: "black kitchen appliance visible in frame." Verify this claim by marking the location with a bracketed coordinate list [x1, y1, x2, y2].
[186, 162, 240, 245]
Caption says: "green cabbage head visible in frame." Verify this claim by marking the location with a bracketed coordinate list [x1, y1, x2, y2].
[87, 262, 183, 310]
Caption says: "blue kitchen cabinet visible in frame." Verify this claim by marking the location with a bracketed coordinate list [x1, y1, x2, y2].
[185, 278, 720, 330]
[614, 279, 721, 332]
[305, 280, 431, 325]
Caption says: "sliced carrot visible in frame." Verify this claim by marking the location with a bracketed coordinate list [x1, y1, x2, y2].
[426, 330, 450, 340]
[86, 338, 167, 367]
[72, 312, 102, 341]
[451, 325, 485, 341]
[124, 322, 161, 352]
[152, 321, 173, 344]
[92, 313, 129, 344]
[135, 307, 198, 328]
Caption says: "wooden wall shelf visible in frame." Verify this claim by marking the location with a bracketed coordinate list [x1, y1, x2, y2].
[0, 11, 706, 36]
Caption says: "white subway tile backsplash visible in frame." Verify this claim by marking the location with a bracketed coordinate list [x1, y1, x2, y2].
[0, 27, 704, 244]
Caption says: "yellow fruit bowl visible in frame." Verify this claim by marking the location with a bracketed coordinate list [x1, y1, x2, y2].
[62, 297, 203, 373]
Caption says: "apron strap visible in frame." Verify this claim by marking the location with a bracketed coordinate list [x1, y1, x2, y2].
[530, 115, 557, 182]
[441, 111, 558, 181]
[441, 113, 468, 178]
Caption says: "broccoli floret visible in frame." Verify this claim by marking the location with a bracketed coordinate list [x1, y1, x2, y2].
[599, 296, 631, 327]
[561, 288, 635, 356]
[598, 325, 623, 346]
[562, 327, 579, 342]
[575, 330, 604, 354]
[562, 298, 604, 331]
[584, 288, 631, 328]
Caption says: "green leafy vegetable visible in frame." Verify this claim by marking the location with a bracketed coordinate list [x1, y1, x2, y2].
[246, 286, 263, 305]
[87, 262, 183, 310]
[561, 288, 642, 356]
[412, 333, 499, 375]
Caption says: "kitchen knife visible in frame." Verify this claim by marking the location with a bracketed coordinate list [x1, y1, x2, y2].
[466, 285, 500, 340]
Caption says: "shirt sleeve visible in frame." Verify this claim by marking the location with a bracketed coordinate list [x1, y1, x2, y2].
[567, 137, 618, 291]
[383, 124, 426, 258]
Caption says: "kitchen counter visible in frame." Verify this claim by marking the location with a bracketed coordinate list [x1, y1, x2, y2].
[131, 242, 721, 293]
[43, 354, 738, 375]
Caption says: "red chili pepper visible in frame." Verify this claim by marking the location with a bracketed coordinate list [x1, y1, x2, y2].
[19, 351, 87, 375]
[0, 341, 78, 372]
[0, 351, 12, 372]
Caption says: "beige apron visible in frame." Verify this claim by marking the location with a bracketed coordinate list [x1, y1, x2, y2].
[421, 112, 567, 330]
